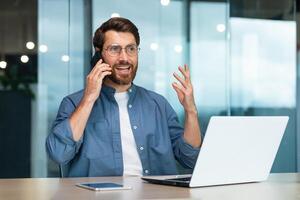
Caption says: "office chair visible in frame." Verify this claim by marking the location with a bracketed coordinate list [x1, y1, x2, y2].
[59, 164, 70, 178]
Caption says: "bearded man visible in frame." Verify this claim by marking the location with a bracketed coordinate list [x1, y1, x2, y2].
[46, 17, 202, 177]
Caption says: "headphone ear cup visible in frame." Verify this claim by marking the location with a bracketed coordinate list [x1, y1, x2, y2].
[90, 51, 102, 70]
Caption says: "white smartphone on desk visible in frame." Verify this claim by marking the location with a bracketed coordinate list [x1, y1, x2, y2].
[76, 182, 132, 191]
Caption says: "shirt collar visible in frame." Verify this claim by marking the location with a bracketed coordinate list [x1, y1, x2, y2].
[101, 83, 137, 100]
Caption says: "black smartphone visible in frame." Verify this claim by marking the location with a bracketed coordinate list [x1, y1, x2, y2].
[90, 51, 102, 70]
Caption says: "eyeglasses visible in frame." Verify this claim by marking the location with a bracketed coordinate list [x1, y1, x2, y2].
[104, 44, 140, 57]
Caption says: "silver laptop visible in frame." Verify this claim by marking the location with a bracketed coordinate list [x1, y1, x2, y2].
[142, 116, 289, 187]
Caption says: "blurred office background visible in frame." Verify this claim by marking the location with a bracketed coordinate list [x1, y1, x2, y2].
[0, 0, 298, 177]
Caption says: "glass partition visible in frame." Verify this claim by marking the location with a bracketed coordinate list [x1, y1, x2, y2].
[190, 1, 228, 132]
[229, 0, 297, 172]
[37, 0, 91, 177]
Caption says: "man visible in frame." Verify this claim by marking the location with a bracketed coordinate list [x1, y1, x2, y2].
[46, 17, 202, 177]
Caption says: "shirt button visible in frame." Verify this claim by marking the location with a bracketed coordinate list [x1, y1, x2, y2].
[145, 169, 149, 174]
[133, 126, 137, 130]
[140, 146, 144, 151]
[128, 104, 132, 108]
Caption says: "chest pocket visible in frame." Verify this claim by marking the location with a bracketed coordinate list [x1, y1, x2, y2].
[82, 119, 111, 159]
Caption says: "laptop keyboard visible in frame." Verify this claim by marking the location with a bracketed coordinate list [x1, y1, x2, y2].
[167, 177, 191, 182]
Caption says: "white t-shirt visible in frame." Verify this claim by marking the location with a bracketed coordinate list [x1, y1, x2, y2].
[114, 92, 143, 176]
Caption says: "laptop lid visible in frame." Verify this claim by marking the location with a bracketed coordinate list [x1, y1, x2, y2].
[189, 116, 288, 187]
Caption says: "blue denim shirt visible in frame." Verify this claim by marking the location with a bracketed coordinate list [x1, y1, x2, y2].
[46, 84, 200, 177]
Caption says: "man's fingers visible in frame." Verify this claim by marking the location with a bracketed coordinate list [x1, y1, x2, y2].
[90, 59, 103, 73]
[96, 58, 103, 65]
[178, 66, 187, 77]
[91, 65, 112, 79]
[173, 72, 187, 89]
[99, 71, 112, 80]
[178, 65, 191, 81]
[172, 82, 185, 102]
[172, 83, 180, 93]
[90, 59, 110, 74]
[184, 64, 190, 73]
[87, 65, 111, 85]
[172, 82, 185, 94]
[95, 65, 112, 74]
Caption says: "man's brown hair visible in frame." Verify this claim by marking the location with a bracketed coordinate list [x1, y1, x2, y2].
[93, 17, 140, 52]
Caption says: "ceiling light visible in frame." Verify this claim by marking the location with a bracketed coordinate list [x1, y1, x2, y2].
[216, 24, 226, 32]
[150, 43, 159, 51]
[26, 41, 35, 50]
[61, 55, 70, 62]
[161, 0, 170, 6]
[20, 55, 29, 63]
[174, 45, 182, 53]
[111, 13, 120, 18]
[0, 61, 7, 69]
[39, 45, 48, 53]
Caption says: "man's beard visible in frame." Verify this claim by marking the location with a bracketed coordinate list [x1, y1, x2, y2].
[107, 62, 138, 85]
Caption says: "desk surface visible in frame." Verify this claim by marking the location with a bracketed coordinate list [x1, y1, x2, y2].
[0, 173, 299, 200]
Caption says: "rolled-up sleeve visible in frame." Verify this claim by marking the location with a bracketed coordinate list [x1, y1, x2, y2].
[46, 97, 83, 165]
[165, 101, 200, 168]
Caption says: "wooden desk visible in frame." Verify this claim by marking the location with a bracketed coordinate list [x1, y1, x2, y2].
[0, 173, 299, 200]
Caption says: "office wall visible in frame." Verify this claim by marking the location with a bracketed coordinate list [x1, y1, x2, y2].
[36, 0, 90, 177]
[230, 18, 297, 171]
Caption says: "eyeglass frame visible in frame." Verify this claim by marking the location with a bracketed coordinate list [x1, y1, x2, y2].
[103, 44, 140, 57]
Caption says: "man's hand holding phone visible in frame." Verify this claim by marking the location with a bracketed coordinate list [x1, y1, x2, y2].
[70, 59, 111, 141]
[83, 59, 112, 103]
